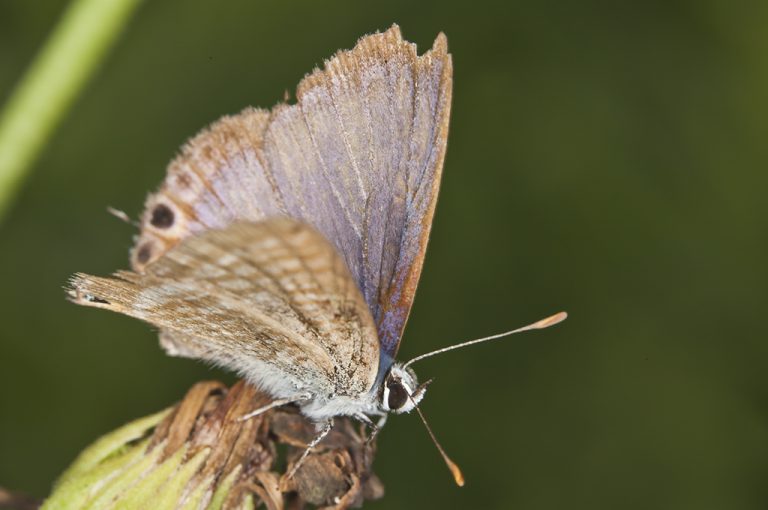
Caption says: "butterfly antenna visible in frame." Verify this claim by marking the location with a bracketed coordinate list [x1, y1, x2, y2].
[408, 393, 465, 487]
[404, 311, 567, 369]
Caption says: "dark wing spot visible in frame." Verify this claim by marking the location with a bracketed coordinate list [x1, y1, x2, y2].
[136, 243, 153, 264]
[85, 294, 110, 305]
[150, 204, 175, 229]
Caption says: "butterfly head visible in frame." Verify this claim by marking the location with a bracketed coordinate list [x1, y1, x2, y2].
[380, 363, 428, 414]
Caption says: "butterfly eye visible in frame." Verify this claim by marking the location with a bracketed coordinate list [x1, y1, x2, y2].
[387, 380, 409, 410]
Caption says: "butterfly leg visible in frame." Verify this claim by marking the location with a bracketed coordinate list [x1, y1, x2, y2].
[238, 393, 311, 422]
[353, 413, 386, 469]
[371, 414, 387, 441]
[353, 413, 388, 444]
[287, 418, 333, 479]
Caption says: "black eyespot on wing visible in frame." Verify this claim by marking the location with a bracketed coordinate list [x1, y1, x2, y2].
[150, 204, 175, 229]
[136, 243, 152, 264]
[387, 381, 408, 410]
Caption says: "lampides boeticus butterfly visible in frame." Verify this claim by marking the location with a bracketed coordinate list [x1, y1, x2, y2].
[68, 25, 565, 484]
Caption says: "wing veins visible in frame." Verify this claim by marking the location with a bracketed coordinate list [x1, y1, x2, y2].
[298, 102, 363, 241]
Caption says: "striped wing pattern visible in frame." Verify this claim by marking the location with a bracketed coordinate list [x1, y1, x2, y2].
[70, 219, 380, 398]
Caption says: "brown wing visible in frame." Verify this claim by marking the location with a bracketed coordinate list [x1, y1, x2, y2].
[130, 25, 452, 357]
[70, 218, 379, 398]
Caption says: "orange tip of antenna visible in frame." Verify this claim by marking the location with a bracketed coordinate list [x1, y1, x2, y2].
[533, 311, 568, 329]
[447, 457, 465, 487]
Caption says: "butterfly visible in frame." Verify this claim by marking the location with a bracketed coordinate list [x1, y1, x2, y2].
[68, 25, 565, 484]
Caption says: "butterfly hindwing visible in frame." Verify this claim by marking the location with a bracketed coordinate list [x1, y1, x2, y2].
[70, 219, 380, 399]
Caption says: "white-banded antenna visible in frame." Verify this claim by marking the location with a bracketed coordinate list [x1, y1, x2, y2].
[404, 311, 567, 369]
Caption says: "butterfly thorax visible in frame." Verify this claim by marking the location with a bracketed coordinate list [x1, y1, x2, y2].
[297, 361, 425, 421]
[299, 393, 381, 422]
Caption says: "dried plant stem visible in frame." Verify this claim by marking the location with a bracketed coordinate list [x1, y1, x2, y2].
[0, 0, 144, 223]
[42, 381, 384, 509]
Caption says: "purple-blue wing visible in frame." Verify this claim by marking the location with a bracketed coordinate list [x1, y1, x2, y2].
[131, 25, 452, 357]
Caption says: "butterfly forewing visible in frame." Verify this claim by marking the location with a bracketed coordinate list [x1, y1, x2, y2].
[131, 25, 452, 358]
[70, 219, 379, 398]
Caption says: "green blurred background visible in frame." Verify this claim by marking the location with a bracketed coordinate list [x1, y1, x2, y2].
[2, 1, 768, 508]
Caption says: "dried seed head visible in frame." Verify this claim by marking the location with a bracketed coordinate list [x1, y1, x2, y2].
[43, 381, 383, 509]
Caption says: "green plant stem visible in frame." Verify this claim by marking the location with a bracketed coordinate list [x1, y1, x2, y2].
[0, 0, 144, 223]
